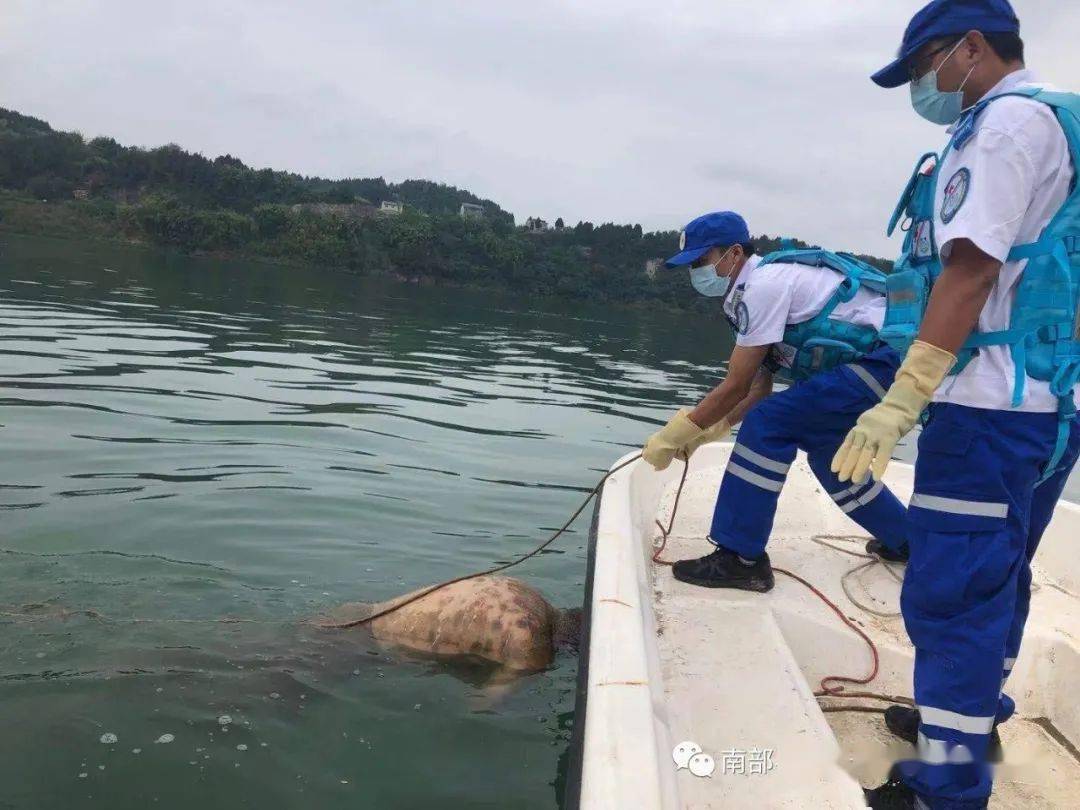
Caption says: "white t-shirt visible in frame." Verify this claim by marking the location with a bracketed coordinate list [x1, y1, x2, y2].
[722, 255, 886, 371]
[932, 70, 1075, 413]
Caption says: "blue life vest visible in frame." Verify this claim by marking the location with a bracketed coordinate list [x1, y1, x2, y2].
[879, 87, 1080, 481]
[740, 248, 889, 383]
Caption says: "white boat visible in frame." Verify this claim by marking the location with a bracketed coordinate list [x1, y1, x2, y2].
[565, 442, 1080, 809]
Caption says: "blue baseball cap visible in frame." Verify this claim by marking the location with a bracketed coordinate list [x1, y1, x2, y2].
[872, 0, 1020, 89]
[664, 211, 750, 268]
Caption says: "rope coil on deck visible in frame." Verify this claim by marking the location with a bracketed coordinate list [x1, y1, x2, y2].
[650, 454, 911, 708]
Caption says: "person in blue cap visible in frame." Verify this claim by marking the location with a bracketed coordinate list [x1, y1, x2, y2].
[640, 210, 911, 592]
[834, 2, 1080, 808]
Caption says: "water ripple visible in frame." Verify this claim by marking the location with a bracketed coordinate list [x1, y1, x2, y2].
[0, 234, 799, 810]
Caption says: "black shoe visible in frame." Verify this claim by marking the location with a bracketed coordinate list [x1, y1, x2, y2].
[884, 705, 1004, 762]
[864, 767, 916, 809]
[672, 546, 775, 592]
[866, 539, 910, 563]
[883, 705, 921, 746]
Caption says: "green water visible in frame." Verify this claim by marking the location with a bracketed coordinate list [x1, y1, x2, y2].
[0, 234, 729, 810]
[2, 234, 1077, 810]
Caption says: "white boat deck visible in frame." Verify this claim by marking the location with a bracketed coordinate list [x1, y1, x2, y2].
[579, 443, 1080, 809]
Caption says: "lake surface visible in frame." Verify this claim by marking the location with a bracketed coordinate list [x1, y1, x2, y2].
[1, 234, 1076, 810]
[0, 233, 735, 810]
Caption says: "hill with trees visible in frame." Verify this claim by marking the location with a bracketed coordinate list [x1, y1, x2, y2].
[0, 107, 891, 311]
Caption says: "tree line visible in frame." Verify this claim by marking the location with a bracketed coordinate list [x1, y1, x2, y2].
[0, 107, 891, 311]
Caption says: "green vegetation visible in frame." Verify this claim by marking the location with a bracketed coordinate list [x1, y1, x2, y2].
[0, 107, 890, 310]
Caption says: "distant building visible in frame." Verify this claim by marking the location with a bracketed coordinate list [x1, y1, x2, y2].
[525, 216, 549, 234]
[380, 200, 404, 215]
[644, 259, 663, 280]
[72, 188, 90, 200]
[459, 202, 485, 220]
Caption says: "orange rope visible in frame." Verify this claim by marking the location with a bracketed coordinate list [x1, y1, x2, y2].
[653, 457, 884, 700]
[651, 454, 690, 566]
[772, 565, 880, 697]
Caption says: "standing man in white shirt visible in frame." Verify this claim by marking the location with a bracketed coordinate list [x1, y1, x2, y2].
[834, 2, 1080, 807]
[641, 210, 911, 592]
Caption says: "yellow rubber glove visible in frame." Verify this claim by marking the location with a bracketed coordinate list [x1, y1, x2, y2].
[684, 418, 732, 457]
[832, 341, 957, 484]
[642, 409, 708, 471]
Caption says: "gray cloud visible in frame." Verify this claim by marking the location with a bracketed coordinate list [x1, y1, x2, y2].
[3, 0, 1076, 256]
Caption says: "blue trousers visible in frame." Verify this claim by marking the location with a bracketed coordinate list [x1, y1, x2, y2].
[899, 403, 1080, 809]
[710, 345, 909, 558]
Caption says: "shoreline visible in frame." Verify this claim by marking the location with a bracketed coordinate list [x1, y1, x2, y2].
[0, 220, 694, 317]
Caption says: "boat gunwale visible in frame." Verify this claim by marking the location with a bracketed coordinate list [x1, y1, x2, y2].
[574, 443, 1080, 809]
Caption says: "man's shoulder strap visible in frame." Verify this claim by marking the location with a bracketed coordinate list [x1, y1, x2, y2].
[954, 86, 1080, 149]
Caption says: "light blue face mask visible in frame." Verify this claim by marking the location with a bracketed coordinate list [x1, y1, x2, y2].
[910, 38, 977, 126]
[689, 250, 734, 298]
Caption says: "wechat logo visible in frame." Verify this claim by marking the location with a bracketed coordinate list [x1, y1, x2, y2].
[672, 741, 716, 778]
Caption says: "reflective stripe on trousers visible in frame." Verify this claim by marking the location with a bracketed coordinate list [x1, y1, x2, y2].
[899, 404, 1080, 809]
[831, 478, 886, 514]
[709, 347, 908, 560]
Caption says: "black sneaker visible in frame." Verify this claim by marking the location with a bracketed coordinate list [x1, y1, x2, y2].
[884, 705, 1004, 762]
[864, 766, 916, 809]
[866, 539, 910, 563]
[672, 546, 775, 592]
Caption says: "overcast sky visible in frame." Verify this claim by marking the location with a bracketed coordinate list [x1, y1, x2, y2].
[3, 0, 1076, 256]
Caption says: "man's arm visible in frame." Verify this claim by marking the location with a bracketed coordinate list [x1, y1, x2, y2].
[690, 344, 770, 429]
[641, 346, 772, 471]
[832, 239, 997, 483]
[725, 368, 774, 427]
[917, 238, 1002, 352]
[832, 112, 1048, 485]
